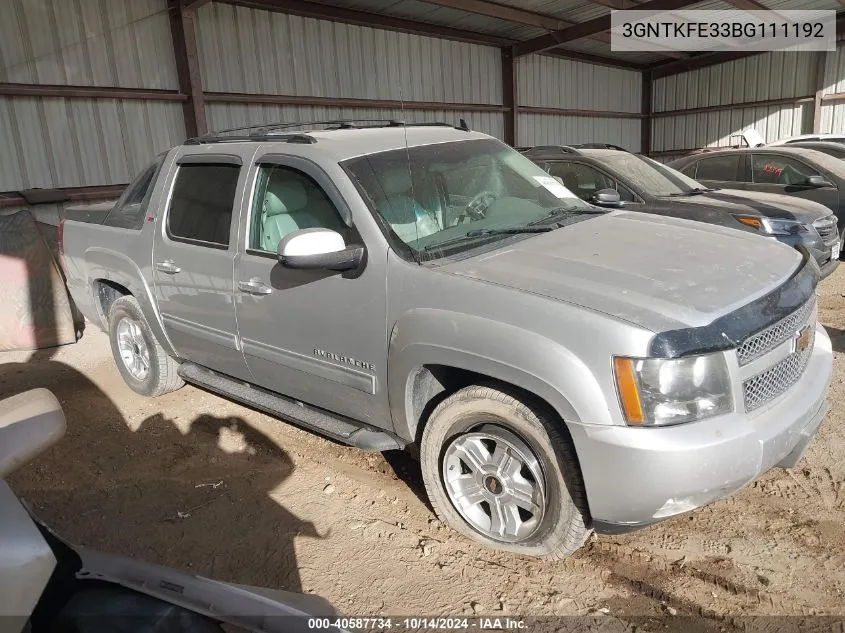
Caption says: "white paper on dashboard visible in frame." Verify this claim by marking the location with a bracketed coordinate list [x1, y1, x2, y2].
[533, 176, 579, 199]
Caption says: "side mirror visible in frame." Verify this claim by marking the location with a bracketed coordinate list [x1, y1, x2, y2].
[804, 175, 833, 188]
[591, 188, 622, 207]
[278, 228, 364, 271]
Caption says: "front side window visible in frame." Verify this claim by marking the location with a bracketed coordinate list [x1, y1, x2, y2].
[249, 164, 346, 253]
[343, 138, 597, 259]
[547, 162, 616, 201]
[102, 155, 164, 230]
[167, 164, 240, 247]
[694, 155, 742, 182]
[751, 154, 819, 185]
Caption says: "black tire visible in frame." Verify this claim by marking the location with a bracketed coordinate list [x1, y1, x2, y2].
[420, 385, 590, 559]
[107, 295, 184, 397]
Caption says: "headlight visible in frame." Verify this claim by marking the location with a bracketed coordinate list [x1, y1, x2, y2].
[735, 215, 807, 236]
[613, 354, 733, 426]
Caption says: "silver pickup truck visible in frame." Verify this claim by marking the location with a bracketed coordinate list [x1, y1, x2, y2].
[61, 121, 833, 560]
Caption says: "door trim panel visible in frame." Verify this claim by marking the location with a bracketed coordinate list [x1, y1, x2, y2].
[241, 338, 377, 394]
[161, 313, 239, 350]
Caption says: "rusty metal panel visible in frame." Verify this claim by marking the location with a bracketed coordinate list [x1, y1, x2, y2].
[518, 113, 642, 152]
[0, 97, 185, 191]
[196, 3, 502, 105]
[205, 103, 504, 140]
[517, 54, 641, 112]
[0, 0, 177, 89]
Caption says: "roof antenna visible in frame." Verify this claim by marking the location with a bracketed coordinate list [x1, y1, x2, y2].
[457, 118, 471, 132]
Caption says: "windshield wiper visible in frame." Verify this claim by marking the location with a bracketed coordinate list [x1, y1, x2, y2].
[668, 187, 719, 197]
[422, 226, 552, 252]
[529, 205, 606, 226]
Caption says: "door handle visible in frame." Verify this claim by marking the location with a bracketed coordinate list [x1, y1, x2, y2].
[155, 260, 181, 274]
[238, 278, 272, 295]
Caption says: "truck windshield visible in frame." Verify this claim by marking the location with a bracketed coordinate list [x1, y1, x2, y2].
[343, 138, 597, 260]
[593, 153, 707, 197]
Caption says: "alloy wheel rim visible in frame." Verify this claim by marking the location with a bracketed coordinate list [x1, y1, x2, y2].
[116, 317, 150, 381]
[442, 425, 546, 543]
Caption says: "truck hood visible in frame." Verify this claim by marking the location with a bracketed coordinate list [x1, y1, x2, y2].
[440, 210, 802, 332]
[659, 188, 830, 222]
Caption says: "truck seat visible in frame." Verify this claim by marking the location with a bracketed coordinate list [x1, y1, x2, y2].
[375, 167, 440, 243]
[260, 179, 346, 252]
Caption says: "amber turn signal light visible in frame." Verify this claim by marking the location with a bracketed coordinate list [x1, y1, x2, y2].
[613, 357, 645, 425]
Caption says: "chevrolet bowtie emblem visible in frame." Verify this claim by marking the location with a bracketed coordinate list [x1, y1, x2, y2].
[793, 326, 813, 354]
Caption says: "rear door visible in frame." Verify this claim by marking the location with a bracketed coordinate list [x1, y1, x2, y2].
[748, 153, 839, 213]
[152, 150, 253, 380]
[687, 153, 746, 190]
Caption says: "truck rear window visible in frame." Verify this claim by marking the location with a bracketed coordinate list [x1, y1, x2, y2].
[102, 157, 164, 230]
[166, 164, 240, 247]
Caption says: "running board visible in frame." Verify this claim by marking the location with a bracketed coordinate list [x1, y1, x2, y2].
[177, 362, 405, 452]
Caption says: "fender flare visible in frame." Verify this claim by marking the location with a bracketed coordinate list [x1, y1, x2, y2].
[387, 309, 609, 442]
[84, 248, 176, 357]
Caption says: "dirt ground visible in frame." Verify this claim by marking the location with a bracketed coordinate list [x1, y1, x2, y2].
[5, 267, 845, 626]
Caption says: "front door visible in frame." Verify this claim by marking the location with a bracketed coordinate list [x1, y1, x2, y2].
[748, 153, 839, 214]
[152, 153, 251, 380]
[233, 157, 388, 427]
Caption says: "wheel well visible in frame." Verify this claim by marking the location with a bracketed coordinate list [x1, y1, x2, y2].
[94, 280, 131, 328]
[409, 365, 574, 446]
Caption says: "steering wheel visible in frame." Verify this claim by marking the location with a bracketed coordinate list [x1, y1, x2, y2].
[457, 191, 497, 224]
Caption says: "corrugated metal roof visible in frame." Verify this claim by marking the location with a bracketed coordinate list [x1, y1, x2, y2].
[0, 97, 184, 191]
[562, 38, 667, 65]
[519, 113, 642, 151]
[653, 52, 818, 112]
[518, 54, 642, 111]
[206, 103, 504, 139]
[0, 0, 178, 89]
[197, 4, 503, 104]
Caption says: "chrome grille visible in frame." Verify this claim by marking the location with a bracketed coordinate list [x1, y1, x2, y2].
[736, 298, 816, 366]
[743, 328, 815, 411]
[813, 216, 838, 242]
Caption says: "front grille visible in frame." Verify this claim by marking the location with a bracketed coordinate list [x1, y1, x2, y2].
[813, 216, 838, 242]
[743, 328, 815, 411]
[736, 298, 816, 366]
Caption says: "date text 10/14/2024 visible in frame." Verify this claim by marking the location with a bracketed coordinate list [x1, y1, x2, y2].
[307, 617, 528, 631]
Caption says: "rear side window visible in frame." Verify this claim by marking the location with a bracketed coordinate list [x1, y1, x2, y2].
[694, 155, 742, 181]
[167, 164, 240, 248]
[102, 157, 163, 230]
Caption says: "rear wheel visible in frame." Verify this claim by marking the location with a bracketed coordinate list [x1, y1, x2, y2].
[108, 296, 183, 397]
[420, 385, 590, 559]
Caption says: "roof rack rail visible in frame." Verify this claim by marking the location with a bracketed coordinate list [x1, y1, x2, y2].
[183, 118, 472, 145]
[569, 143, 629, 151]
[518, 145, 581, 155]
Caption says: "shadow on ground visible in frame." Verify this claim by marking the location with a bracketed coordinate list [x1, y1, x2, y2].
[0, 357, 317, 593]
[824, 325, 845, 354]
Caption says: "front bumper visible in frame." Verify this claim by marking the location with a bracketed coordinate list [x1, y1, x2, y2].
[778, 234, 839, 279]
[568, 324, 832, 530]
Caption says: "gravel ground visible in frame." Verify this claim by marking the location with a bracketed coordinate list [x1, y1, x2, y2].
[4, 266, 845, 625]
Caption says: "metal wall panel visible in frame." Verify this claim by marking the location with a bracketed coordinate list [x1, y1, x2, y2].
[651, 103, 811, 154]
[0, 0, 177, 89]
[0, 97, 185, 191]
[518, 55, 641, 112]
[196, 3, 502, 104]
[653, 52, 817, 112]
[206, 103, 504, 140]
[518, 113, 642, 152]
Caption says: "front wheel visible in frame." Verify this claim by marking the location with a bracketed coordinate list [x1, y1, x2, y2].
[420, 385, 591, 559]
[107, 296, 184, 397]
